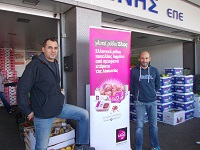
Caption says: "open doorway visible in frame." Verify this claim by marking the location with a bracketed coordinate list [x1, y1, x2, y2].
[0, 10, 58, 106]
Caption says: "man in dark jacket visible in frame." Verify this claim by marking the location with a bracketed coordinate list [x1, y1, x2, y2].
[17, 37, 95, 150]
[130, 51, 161, 150]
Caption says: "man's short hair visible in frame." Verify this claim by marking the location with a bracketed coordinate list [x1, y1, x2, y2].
[42, 37, 58, 47]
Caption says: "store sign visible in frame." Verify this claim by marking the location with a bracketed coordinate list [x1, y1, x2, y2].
[111, 0, 158, 14]
[90, 27, 131, 150]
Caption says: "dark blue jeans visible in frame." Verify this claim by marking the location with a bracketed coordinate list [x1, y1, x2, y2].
[0, 92, 11, 113]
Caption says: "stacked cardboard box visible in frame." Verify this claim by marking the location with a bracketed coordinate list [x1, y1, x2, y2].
[156, 77, 172, 122]
[165, 68, 194, 122]
[172, 76, 194, 121]
[0, 48, 17, 106]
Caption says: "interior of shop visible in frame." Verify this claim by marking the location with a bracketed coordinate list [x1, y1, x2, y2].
[0, 9, 200, 150]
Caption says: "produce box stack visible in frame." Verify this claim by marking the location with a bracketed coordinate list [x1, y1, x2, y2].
[24, 119, 75, 150]
[0, 48, 17, 106]
[130, 96, 148, 122]
[156, 75, 173, 122]
[4, 49, 17, 105]
[166, 68, 194, 121]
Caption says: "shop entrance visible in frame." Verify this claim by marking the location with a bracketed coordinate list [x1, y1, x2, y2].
[0, 10, 58, 106]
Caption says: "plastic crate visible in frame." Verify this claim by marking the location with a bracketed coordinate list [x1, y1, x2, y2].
[173, 100, 194, 111]
[160, 77, 171, 86]
[172, 94, 176, 101]
[185, 109, 194, 120]
[157, 85, 171, 95]
[175, 84, 193, 93]
[171, 84, 175, 92]
[165, 68, 183, 76]
[157, 102, 172, 112]
[175, 92, 194, 102]
[171, 77, 175, 84]
[157, 112, 163, 122]
[156, 93, 172, 103]
[175, 75, 193, 84]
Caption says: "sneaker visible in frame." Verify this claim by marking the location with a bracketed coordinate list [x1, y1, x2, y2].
[196, 141, 200, 144]
[74, 144, 95, 150]
[151, 147, 161, 150]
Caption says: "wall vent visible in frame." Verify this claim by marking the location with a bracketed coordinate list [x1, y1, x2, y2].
[16, 18, 30, 23]
[147, 24, 161, 29]
[22, 0, 40, 6]
[156, 39, 165, 42]
[114, 18, 127, 23]
[137, 36, 147, 39]
[171, 30, 183, 34]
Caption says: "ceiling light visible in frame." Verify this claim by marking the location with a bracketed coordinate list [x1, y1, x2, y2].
[22, 0, 40, 6]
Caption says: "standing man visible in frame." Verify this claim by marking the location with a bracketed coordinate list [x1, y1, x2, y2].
[0, 66, 15, 114]
[17, 37, 95, 150]
[130, 51, 161, 150]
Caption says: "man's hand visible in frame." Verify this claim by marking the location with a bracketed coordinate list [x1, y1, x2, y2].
[27, 112, 34, 121]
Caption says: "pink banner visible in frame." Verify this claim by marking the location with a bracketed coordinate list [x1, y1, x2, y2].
[89, 27, 131, 150]
[90, 27, 131, 103]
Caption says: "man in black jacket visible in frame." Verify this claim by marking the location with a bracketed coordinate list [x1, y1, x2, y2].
[17, 37, 95, 150]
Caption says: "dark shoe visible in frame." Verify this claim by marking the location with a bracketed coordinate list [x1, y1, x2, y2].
[74, 144, 95, 150]
[10, 109, 15, 112]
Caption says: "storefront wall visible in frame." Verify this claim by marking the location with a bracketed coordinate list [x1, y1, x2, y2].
[57, 0, 200, 34]
[61, 7, 102, 107]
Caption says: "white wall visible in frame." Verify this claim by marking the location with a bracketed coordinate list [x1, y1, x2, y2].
[133, 42, 183, 74]
[15, 65, 26, 77]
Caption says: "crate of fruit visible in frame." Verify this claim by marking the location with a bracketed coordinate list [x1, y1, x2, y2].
[175, 84, 193, 93]
[165, 68, 183, 76]
[160, 77, 171, 86]
[175, 75, 193, 84]
[175, 92, 194, 102]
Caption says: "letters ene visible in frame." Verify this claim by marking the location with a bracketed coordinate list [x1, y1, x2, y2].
[167, 8, 183, 21]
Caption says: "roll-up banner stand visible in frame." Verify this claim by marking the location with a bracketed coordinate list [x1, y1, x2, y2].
[90, 27, 131, 150]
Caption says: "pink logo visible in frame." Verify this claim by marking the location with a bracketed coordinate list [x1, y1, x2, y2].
[118, 130, 126, 140]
